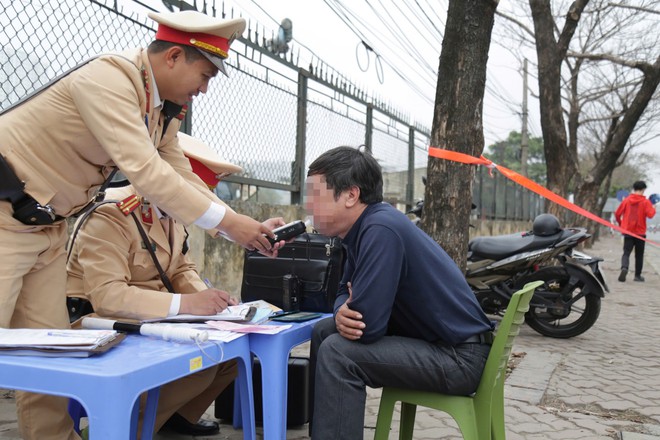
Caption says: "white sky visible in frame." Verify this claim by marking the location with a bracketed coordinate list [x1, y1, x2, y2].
[122, 0, 660, 198]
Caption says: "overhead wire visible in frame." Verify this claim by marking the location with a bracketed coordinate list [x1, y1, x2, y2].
[323, 0, 435, 105]
[355, 0, 524, 123]
[334, 1, 437, 86]
[365, 0, 439, 79]
[238, 0, 364, 93]
[378, 0, 443, 76]
[238, 0, 526, 138]
[377, 0, 443, 51]
[243, 0, 330, 64]
[338, 0, 528, 139]
[412, 0, 445, 36]
[405, 0, 445, 38]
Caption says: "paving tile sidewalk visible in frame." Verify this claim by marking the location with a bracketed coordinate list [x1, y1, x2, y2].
[2, 234, 660, 439]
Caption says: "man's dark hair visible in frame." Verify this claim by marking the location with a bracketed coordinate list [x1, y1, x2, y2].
[307, 146, 383, 204]
[147, 40, 205, 63]
[633, 180, 647, 191]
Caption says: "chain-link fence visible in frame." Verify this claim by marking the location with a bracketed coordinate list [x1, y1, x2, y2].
[1, 0, 541, 220]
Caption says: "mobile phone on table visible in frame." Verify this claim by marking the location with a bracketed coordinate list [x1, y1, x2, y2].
[270, 312, 323, 322]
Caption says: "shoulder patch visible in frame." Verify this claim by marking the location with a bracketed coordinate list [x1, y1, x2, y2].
[116, 195, 141, 216]
[175, 104, 188, 120]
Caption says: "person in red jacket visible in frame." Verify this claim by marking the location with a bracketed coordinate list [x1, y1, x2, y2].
[615, 181, 656, 282]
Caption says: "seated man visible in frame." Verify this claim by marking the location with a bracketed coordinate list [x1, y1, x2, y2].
[305, 146, 494, 439]
[66, 133, 285, 436]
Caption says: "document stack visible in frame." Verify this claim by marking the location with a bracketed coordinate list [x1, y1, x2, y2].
[0, 328, 124, 357]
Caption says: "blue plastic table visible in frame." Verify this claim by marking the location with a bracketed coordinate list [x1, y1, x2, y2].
[234, 314, 330, 440]
[0, 334, 256, 439]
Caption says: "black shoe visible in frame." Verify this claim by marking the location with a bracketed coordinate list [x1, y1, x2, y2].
[618, 270, 627, 282]
[634, 275, 645, 282]
[162, 412, 220, 436]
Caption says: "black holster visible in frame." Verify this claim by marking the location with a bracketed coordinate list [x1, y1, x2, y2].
[0, 154, 60, 225]
[11, 196, 58, 225]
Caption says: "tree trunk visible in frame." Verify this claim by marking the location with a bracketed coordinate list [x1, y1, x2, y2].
[573, 55, 660, 236]
[422, 0, 497, 270]
[529, 0, 588, 216]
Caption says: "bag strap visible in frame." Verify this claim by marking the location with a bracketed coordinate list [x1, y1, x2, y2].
[66, 199, 119, 262]
[129, 212, 176, 293]
[66, 199, 176, 294]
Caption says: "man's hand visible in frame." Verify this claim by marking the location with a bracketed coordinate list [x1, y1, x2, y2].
[179, 288, 233, 315]
[335, 282, 365, 340]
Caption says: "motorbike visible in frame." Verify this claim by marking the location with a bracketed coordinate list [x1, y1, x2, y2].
[558, 248, 609, 294]
[467, 214, 606, 338]
[408, 198, 606, 338]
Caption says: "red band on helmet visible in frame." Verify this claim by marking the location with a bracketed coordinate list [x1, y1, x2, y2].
[188, 157, 219, 189]
[155, 24, 229, 58]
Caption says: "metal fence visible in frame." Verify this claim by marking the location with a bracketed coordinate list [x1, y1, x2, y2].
[0, 0, 542, 221]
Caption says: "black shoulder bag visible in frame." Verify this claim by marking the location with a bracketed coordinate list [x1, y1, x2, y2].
[240, 233, 344, 312]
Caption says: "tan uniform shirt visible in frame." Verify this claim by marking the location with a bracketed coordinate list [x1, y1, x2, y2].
[66, 186, 207, 321]
[0, 48, 219, 231]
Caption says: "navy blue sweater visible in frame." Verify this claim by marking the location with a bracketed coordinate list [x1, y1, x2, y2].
[335, 203, 493, 345]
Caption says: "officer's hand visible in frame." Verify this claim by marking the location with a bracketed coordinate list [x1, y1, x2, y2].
[217, 211, 275, 253]
[335, 282, 364, 340]
[262, 216, 286, 230]
[259, 217, 287, 258]
[179, 288, 232, 316]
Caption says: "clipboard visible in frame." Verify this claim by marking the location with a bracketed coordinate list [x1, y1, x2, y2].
[0, 333, 126, 358]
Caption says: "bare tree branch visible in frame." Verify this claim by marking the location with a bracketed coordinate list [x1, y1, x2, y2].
[568, 51, 653, 70]
[557, 0, 590, 56]
[608, 2, 660, 15]
[495, 10, 535, 38]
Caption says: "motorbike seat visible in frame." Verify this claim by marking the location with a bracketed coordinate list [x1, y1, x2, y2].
[468, 229, 574, 261]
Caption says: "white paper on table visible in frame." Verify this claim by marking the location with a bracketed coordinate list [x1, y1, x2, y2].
[0, 328, 117, 349]
[205, 321, 292, 335]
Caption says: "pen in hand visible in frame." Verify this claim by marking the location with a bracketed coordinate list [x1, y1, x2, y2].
[204, 277, 239, 306]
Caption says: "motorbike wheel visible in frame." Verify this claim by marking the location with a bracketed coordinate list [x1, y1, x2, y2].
[516, 266, 601, 338]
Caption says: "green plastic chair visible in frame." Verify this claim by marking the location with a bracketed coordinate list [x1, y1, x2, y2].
[374, 280, 544, 440]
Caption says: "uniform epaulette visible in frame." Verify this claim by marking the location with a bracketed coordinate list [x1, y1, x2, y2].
[116, 195, 141, 216]
[175, 104, 188, 120]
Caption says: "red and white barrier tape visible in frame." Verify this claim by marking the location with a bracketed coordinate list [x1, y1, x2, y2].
[428, 147, 660, 247]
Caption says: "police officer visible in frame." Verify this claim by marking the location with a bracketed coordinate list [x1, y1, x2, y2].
[66, 134, 274, 436]
[0, 10, 280, 440]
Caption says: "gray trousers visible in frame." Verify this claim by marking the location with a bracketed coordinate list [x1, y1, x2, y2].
[309, 318, 490, 440]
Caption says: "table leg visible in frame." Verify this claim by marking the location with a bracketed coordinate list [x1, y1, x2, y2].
[83, 391, 135, 439]
[255, 342, 291, 440]
[140, 387, 160, 439]
[235, 354, 256, 440]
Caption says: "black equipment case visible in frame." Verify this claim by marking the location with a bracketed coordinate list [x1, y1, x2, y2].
[240, 233, 344, 312]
